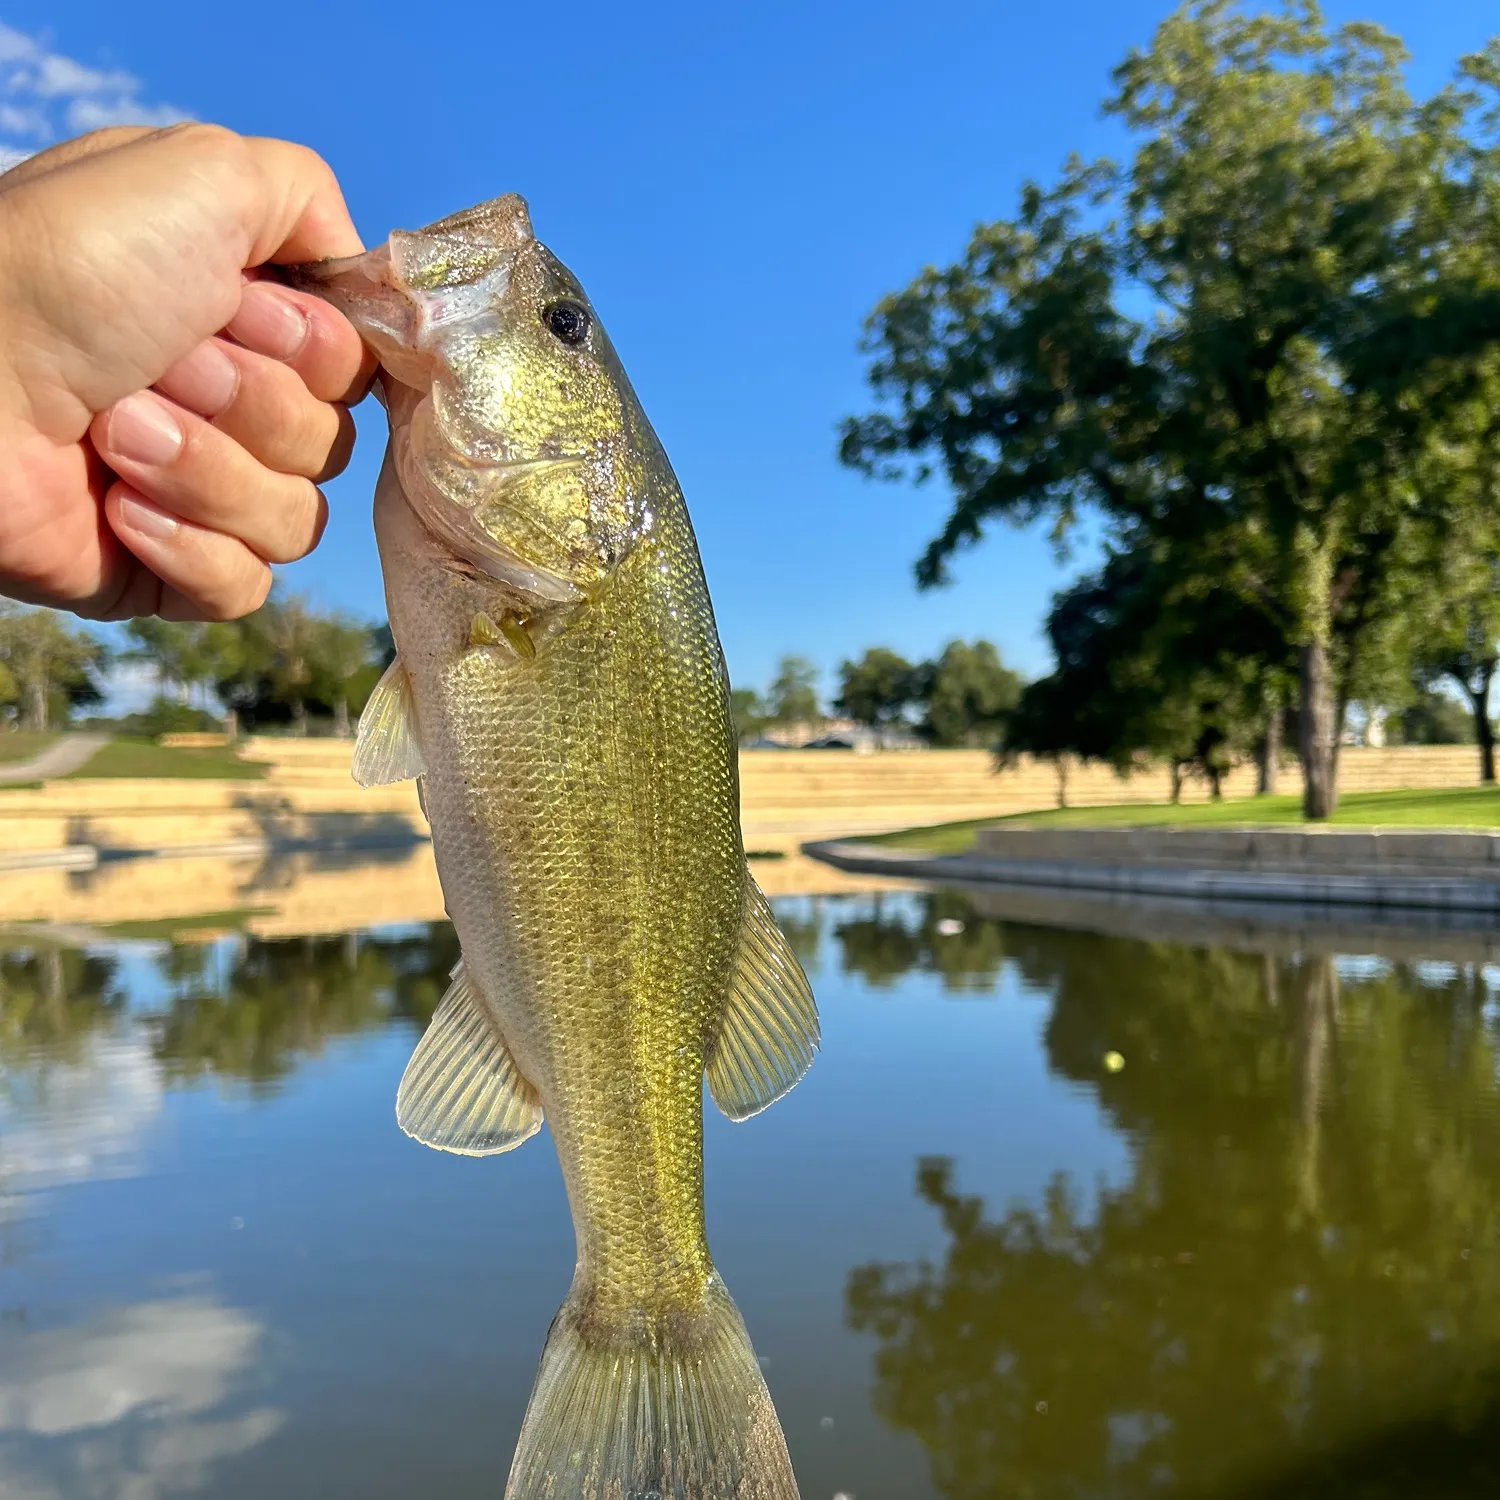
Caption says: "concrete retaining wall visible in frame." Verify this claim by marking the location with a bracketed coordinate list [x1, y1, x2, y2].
[0, 740, 1489, 866]
[806, 838, 1500, 915]
[976, 826, 1500, 874]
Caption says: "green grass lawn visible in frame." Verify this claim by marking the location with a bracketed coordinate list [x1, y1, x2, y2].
[103, 908, 269, 939]
[0, 730, 59, 764]
[865, 786, 1500, 856]
[67, 738, 268, 781]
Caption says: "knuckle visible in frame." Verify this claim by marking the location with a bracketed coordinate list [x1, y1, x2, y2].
[286, 392, 337, 475]
[245, 368, 335, 476]
[316, 410, 357, 482]
[261, 479, 325, 563]
[165, 121, 247, 162]
[200, 561, 271, 622]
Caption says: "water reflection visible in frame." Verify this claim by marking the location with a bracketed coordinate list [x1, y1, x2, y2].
[0, 1294, 282, 1500]
[3, 879, 1500, 1498]
[835, 890, 1006, 992]
[149, 926, 458, 1087]
[844, 905, 1500, 1498]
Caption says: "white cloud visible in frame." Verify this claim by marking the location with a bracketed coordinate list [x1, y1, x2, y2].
[0, 21, 190, 169]
[0, 1295, 283, 1500]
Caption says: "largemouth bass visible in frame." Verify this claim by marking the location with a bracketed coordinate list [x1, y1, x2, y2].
[291, 196, 815, 1499]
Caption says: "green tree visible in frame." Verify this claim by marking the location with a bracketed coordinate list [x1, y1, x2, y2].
[0, 605, 107, 731]
[766, 655, 820, 728]
[1040, 543, 1290, 799]
[1391, 688, 1475, 746]
[312, 616, 380, 737]
[920, 640, 1023, 747]
[729, 687, 769, 744]
[842, 3, 1500, 819]
[1408, 542, 1500, 779]
[996, 675, 1080, 808]
[835, 647, 919, 731]
[123, 618, 241, 719]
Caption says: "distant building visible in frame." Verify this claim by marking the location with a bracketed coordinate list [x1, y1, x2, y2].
[742, 719, 927, 753]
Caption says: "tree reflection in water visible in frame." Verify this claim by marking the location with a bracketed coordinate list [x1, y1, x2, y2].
[0, 944, 123, 1063]
[846, 920, 1500, 1499]
[149, 923, 461, 1086]
[835, 891, 1007, 992]
[0, 923, 469, 1094]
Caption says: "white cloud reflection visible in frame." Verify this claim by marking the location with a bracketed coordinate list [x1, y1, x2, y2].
[0, 1027, 164, 1210]
[0, 21, 190, 169]
[0, 1295, 283, 1500]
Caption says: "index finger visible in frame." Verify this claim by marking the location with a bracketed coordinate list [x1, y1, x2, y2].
[240, 135, 366, 267]
[0, 126, 156, 191]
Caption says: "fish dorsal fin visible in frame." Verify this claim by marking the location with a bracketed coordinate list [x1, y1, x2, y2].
[396, 960, 543, 1155]
[705, 875, 820, 1121]
[352, 656, 426, 788]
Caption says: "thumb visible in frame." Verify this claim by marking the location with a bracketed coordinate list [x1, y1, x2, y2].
[1, 124, 364, 437]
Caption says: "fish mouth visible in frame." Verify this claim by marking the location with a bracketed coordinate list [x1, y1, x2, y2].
[287, 232, 591, 608]
[281, 249, 434, 390]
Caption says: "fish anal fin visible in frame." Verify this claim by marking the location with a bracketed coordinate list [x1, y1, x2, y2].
[396, 959, 542, 1156]
[706, 874, 820, 1122]
[352, 656, 426, 788]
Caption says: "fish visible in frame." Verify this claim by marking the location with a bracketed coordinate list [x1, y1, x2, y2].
[288, 195, 816, 1499]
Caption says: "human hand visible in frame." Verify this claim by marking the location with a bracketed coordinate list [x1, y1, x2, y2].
[0, 124, 376, 620]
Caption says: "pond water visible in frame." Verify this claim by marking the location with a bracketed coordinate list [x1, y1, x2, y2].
[2, 880, 1500, 1499]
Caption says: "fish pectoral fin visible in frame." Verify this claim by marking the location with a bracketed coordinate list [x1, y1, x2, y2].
[396, 959, 543, 1155]
[352, 656, 426, 788]
[705, 873, 821, 1121]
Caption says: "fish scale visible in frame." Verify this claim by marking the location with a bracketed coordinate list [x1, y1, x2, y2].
[291, 193, 815, 1498]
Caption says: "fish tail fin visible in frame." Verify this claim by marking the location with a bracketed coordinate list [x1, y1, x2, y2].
[504, 1274, 800, 1500]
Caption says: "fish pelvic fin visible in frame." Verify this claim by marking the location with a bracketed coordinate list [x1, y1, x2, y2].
[505, 1274, 800, 1500]
[705, 874, 820, 1122]
[396, 960, 542, 1155]
[352, 656, 426, 787]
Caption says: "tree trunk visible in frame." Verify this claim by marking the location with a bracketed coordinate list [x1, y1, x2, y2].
[1207, 764, 1224, 801]
[1257, 705, 1282, 795]
[334, 696, 351, 738]
[1169, 761, 1184, 804]
[22, 675, 47, 733]
[1468, 665, 1496, 784]
[1055, 755, 1069, 809]
[293, 698, 308, 737]
[1299, 643, 1337, 820]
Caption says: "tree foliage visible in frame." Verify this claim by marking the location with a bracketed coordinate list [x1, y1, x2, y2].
[0, 604, 108, 730]
[922, 640, 1022, 747]
[835, 648, 920, 730]
[842, 1, 1500, 818]
[766, 655, 821, 727]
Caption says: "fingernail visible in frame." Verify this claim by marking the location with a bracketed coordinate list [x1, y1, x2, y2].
[230, 282, 310, 361]
[159, 339, 240, 415]
[115, 491, 180, 540]
[108, 393, 183, 466]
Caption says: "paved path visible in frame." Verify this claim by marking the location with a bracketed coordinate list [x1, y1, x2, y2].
[0, 733, 109, 784]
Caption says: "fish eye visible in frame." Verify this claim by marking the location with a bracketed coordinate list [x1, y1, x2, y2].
[544, 300, 590, 346]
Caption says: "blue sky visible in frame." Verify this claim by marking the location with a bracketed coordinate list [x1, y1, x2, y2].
[4, 2, 1496, 699]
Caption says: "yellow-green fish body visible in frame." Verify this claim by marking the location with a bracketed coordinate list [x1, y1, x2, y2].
[294, 196, 814, 1498]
